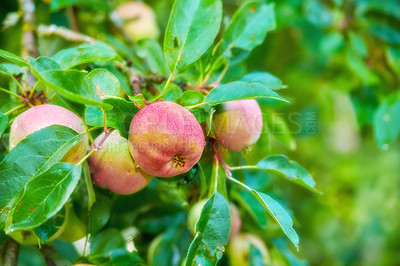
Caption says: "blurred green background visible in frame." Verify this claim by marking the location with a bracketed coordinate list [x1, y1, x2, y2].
[1, 0, 400, 265]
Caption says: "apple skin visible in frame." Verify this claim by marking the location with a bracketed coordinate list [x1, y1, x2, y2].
[213, 99, 263, 152]
[188, 200, 241, 238]
[88, 130, 152, 195]
[115, 1, 160, 42]
[59, 206, 87, 242]
[128, 101, 205, 178]
[227, 233, 271, 266]
[9, 104, 89, 164]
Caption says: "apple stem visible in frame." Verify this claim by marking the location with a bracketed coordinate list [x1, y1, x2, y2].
[212, 140, 232, 177]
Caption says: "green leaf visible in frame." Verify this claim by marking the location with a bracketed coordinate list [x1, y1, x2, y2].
[0, 125, 83, 230]
[8, 162, 81, 231]
[266, 112, 296, 150]
[256, 155, 320, 193]
[367, 21, 400, 45]
[249, 243, 265, 266]
[233, 188, 267, 229]
[137, 39, 170, 76]
[164, 0, 222, 71]
[0, 49, 30, 67]
[85, 96, 139, 138]
[33, 207, 66, 244]
[28, 56, 61, 72]
[185, 192, 230, 266]
[373, 92, 400, 150]
[0, 63, 26, 79]
[51, 42, 119, 69]
[90, 228, 126, 256]
[241, 72, 286, 90]
[304, 0, 332, 28]
[86, 68, 124, 98]
[0, 113, 7, 139]
[37, 69, 107, 107]
[251, 191, 299, 250]
[220, 1, 276, 58]
[180, 90, 205, 106]
[204, 81, 288, 106]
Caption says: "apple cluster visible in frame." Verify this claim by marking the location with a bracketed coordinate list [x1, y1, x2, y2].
[8, 98, 262, 245]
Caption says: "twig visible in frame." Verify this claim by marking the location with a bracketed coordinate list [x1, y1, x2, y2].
[95, 128, 114, 150]
[4, 238, 19, 266]
[19, 0, 37, 92]
[37, 25, 95, 44]
[67, 6, 79, 32]
[39, 245, 56, 266]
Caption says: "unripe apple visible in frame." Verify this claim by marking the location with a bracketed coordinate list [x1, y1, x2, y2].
[227, 233, 271, 266]
[187, 200, 241, 238]
[128, 101, 205, 177]
[114, 1, 160, 42]
[9, 104, 89, 164]
[59, 206, 87, 242]
[212, 100, 263, 152]
[88, 130, 152, 195]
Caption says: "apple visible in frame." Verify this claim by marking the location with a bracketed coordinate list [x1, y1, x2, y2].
[188, 200, 241, 238]
[213, 99, 263, 152]
[59, 205, 87, 242]
[114, 1, 160, 42]
[227, 233, 271, 266]
[9, 104, 89, 164]
[88, 130, 152, 195]
[128, 101, 205, 177]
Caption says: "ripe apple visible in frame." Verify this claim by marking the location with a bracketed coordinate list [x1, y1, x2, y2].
[227, 233, 271, 266]
[9, 104, 89, 164]
[128, 101, 205, 177]
[114, 1, 160, 42]
[212, 99, 263, 152]
[188, 200, 241, 238]
[88, 130, 152, 195]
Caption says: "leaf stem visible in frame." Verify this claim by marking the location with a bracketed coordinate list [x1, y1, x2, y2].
[185, 102, 208, 110]
[164, 72, 174, 90]
[0, 87, 22, 99]
[4, 104, 27, 116]
[77, 149, 96, 166]
[229, 165, 259, 171]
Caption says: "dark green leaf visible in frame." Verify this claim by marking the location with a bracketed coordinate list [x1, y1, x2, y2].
[185, 192, 230, 266]
[0, 49, 30, 67]
[256, 155, 320, 193]
[85, 96, 139, 138]
[8, 162, 81, 231]
[89, 192, 112, 238]
[164, 0, 222, 71]
[0, 125, 83, 230]
[241, 72, 286, 90]
[367, 21, 400, 45]
[204, 81, 288, 106]
[51, 42, 119, 69]
[33, 207, 66, 244]
[90, 228, 125, 255]
[220, 1, 275, 58]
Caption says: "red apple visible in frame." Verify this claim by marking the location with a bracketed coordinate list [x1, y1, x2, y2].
[128, 101, 205, 177]
[88, 130, 152, 195]
[213, 99, 263, 152]
[9, 104, 89, 164]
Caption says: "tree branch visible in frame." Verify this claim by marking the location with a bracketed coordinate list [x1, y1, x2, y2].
[3, 238, 19, 266]
[37, 25, 95, 44]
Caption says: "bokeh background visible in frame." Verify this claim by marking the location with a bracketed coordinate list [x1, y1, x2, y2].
[1, 0, 400, 265]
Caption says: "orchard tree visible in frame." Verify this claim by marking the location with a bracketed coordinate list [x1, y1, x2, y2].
[0, 0, 320, 265]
